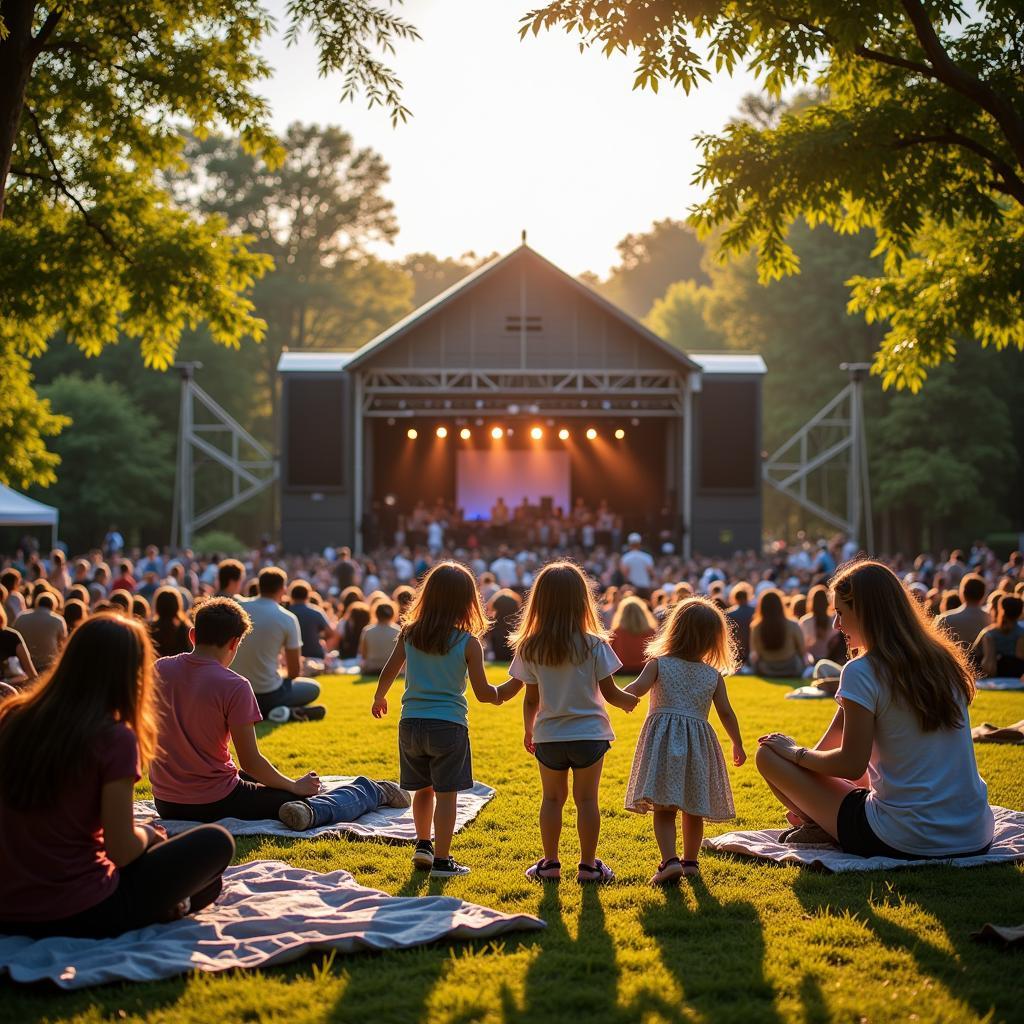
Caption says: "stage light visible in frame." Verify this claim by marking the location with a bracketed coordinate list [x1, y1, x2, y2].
[407, 428, 418, 440]
[490, 426, 504, 440]
[615, 428, 625, 440]
[558, 428, 570, 441]
[460, 427, 472, 440]
[530, 426, 544, 440]
[436, 426, 448, 439]
[586, 428, 598, 441]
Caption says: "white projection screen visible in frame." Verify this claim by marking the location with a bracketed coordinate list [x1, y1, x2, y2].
[457, 450, 571, 521]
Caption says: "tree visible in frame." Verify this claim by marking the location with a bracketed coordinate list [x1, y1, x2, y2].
[0, 1, 418, 487]
[585, 219, 707, 318]
[401, 251, 493, 308]
[32, 375, 174, 550]
[644, 280, 725, 354]
[523, 2, 1024, 389]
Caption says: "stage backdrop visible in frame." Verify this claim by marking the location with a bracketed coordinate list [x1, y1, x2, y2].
[456, 450, 571, 521]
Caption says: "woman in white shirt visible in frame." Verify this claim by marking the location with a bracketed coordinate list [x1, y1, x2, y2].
[756, 560, 993, 859]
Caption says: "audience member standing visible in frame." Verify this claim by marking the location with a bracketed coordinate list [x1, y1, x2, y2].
[620, 534, 655, 598]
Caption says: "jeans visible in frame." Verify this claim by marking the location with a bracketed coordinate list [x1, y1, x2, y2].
[255, 675, 321, 716]
[155, 776, 384, 828]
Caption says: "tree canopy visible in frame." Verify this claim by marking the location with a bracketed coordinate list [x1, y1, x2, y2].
[524, 1, 1024, 390]
[0, 1, 418, 488]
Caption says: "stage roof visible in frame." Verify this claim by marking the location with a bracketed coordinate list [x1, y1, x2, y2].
[691, 353, 767, 376]
[277, 351, 355, 373]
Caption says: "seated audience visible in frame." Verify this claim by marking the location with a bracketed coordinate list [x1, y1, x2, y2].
[750, 588, 807, 677]
[230, 567, 325, 722]
[974, 595, 1024, 678]
[359, 601, 401, 675]
[487, 588, 522, 661]
[1, 569, 26, 622]
[725, 583, 755, 665]
[14, 591, 67, 672]
[150, 599, 407, 831]
[937, 573, 990, 652]
[215, 558, 246, 599]
[756, 561, 994, 859]
[0, 606, 36, 686]
[0, 614, 234, 938]
[799, 585, 840, 663]
[109, 590, 132, 613]
[132, 595, 151, 621]
[110, 560, 136, 593]
[338, 601, 371, 660]
[288, 580, 332, 662]
[610, 595, 658, 674]
[63, 598, 88, 634]
[150, 586, 192, 658]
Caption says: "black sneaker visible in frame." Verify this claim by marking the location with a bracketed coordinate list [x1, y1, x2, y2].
[430, 856, 471, 878]
[288, 705, 327, 723]
[412, 839, 434, 870]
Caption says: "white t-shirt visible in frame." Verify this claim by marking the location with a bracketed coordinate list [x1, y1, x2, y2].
[393, 554, 414, 582]
[620, 549, 654, 588]
[510, 635, 623, 744]
[490, 557, 517, 588]
[230, 597, 302, 695]
[836, 656, 993, 857]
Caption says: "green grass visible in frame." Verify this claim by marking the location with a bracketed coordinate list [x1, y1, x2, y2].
[4, 671, 1023, 1024]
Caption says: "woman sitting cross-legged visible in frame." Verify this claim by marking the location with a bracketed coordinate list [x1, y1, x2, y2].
[756, 560, 994, 860]
[150, 598, 409, 832]
[0, 614, 235, 938]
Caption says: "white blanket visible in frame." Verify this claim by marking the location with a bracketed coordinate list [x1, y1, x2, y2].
[785, 685, 832, 700]
[703, 805, 1024, 873]
[975, 677, 1024, 691]
[135, 777, 494, 841]
[0, 859, 544, 989]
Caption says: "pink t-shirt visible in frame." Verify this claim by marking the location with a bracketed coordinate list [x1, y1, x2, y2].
[0, 721, 139, 922]
[150, 653, 261, 804]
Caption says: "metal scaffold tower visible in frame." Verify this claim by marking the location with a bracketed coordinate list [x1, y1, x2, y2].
[762, 363, 874, 551]
[171, 363, 278, 548]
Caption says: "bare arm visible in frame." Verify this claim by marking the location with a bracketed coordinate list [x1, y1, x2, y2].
[981, 634, 997, 678]
[598, 674, 639, 712]
[761, 699, 874, 780]
[230, 722, 319, 796]
[624, 660, 658, 698]
[372, 641, 406, 717]
[711, 675, 745, 765]
[814, 707, 846, 751]
[358, 630, 368, 662]
[100, 777, 155, 868]
[284, 646, 302, 679]
[15, 641, 36, 680]
[523, 683, 540, 751]
[495, 677, 525, 702]
[466, 637, 501, 705]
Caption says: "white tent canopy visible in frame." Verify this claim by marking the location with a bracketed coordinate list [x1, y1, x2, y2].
[0, 485, 59, 546]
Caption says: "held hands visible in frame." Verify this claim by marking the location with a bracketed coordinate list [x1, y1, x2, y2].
[291, 771, 321, 797]
[371, 697, 388, 719]
[618, 690, 640, 713]
[757, 732, 800, 762]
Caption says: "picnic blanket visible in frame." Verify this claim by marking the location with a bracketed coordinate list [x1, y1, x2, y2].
[785, 685, 833, 700]
[0, 859, 544, 989]
[135, 777, 494, 842]
[972, 721, 1024, 745]
[703, 805, 1024, 873]
[975, 677, 1024, 691]
[972, 922, 1024, 948]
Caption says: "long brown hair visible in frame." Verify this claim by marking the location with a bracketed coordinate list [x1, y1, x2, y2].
[401, 562, 489, 655]
[647, 596, 736, 673]
[831, 560, 974, 731]
[807, 584, 832, 636]
[752, 588, 790, 650]
[0, 614, 158, 809]
[510, 561, 607, 666]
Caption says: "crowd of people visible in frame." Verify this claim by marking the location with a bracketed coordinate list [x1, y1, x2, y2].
[0, 524, 1018, 937]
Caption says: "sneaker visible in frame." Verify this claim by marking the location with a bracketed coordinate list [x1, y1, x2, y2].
[413, 839, 435, 870]
[279, 800, 314, 831]
[288, 705, 327, 723]
[430, 856, 471, 878]
[266, 706, 291, 723]
[577, 859, 615, 884]
[779, 824, 836, 846]
[374, 779, 412, 808]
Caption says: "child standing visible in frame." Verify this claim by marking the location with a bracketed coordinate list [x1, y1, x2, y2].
[624, 596, 745, 884]
[500, 562, 638, 884]
[372, 562, 503, 877]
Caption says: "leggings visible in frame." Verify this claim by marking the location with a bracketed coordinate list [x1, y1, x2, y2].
[0, 824, 234, 939]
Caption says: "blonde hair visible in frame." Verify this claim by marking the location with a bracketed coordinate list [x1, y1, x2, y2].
[401, 562, 489, 655]
[610, 595, 657, 635]
[831, 560, 974, 731]
[646, 596, 736, 674]
[510, 561, 607, 666]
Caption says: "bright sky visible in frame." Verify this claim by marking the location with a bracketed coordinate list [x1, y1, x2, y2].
[259, 0, 760, 277]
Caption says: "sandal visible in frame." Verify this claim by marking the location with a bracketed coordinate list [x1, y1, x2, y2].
[577, 859, 615, 884]
[525, 858, 561, 881]
[650, 857, 684, 886]
[681, 859, 700, 877]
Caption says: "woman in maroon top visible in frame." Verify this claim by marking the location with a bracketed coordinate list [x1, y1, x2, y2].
[610, 596, 658, 674]
[0, 613, 234, 938]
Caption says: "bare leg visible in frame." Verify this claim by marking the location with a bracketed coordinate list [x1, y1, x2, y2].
[681, 813, 704, 867]
[755, 746, 857, 839]
[572, 757, 605, 866]
[652, 807, 679, 863]
[538, 764, 569, 862]
[412, 787, 434, 842]
[432, 791, 458, 859]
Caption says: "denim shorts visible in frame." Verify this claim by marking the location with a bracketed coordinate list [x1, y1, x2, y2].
[533, 739, 610, 772]
[398, 718, 473, 793]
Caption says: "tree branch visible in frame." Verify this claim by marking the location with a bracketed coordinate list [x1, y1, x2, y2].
[854, 45, 935, 78]
[23, 104, 129, 257]
[31, 5, 62, 55]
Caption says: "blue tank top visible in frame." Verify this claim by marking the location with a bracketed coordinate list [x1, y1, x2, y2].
[401, 630, 470, 726]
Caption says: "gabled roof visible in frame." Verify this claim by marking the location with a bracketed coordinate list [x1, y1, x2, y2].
[344, 243, 701, 373]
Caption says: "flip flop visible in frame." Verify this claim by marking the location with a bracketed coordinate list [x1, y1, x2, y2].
[525, 858, 561, 881]
[577, 859, 615, 884]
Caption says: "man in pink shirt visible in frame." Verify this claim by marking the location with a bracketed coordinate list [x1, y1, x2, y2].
[150, 598, 408, 831]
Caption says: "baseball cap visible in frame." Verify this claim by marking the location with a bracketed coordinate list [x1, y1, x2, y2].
[628, 532, 642, 544]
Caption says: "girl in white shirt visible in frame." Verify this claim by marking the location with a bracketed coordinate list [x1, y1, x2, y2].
[498, 562, 638, 883]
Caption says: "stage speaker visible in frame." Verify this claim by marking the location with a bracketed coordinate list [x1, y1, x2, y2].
[285, 378, 345, 489]
[698, 380, 758, 491]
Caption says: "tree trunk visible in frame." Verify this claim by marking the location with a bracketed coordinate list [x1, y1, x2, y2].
[0, 1, 38, 220]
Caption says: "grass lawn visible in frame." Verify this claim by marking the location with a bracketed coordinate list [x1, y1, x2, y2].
[3, 670, 1023, 1024]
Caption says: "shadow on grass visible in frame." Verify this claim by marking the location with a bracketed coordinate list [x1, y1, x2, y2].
[793, 864, 1024, 1022]
[0, 975, 189, 1024]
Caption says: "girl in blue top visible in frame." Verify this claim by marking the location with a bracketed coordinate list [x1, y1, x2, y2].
[372, 562, 503, 877]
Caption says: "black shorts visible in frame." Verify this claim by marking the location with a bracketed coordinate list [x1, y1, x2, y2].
[534, 739, 610, 772]
[836, 788, 992, 861]
[398, 718, 473, 793]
